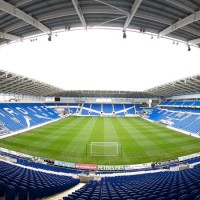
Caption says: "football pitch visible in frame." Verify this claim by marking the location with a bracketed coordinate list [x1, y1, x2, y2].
[0, 116, 200, 165]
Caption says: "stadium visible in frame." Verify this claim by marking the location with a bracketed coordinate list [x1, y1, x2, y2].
[0, 0, 200, 200]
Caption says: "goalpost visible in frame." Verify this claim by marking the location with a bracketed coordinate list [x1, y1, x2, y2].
[87, 142, 121, 157]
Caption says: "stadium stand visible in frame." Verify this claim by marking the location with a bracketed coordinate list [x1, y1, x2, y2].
[63, 163, 200, 200]
[0, 125, 10, 135]
[159, 99, 171, 106]
[46, 103, 149, 116]
[135, 104, 143, 114]
[0, 0, 200, 198]
[102, 104, 113, 115]
[0, 160, 79, 200]
[158, 99, 200, 108]
[90, 104, 101, 116]
[0, 103, 60, 133]
[81, 103, 91, 116]
[0, 100, 200, 200]
[124, 104, 135, 115]
[68, 104, 80, 114]
[146, 99, 200, 134]
[44, 103, 144, 117]
[0, 151, 85, 175]
[114, 104, 125, 116]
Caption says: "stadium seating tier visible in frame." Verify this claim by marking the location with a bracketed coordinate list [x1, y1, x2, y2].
[0, 103, 60, 134]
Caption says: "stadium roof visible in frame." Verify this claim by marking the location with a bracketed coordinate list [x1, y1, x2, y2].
[0, 70, 199, 99]
[146, 74, 200, 97]
[0, 69, 64, 96]
[0, 0, 200, 99]
[1, 0, 200, 47]
[0, 70, 155, 98]
[50, 90, 154, 98]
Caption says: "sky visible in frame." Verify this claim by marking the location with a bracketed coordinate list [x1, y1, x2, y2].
[0, 29, 199, 92]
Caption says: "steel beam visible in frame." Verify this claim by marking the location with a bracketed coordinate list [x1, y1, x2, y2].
[0, 0, 51, 34]
[165, 0, 195, 13]
[93, 0, 128, 15]
[158, 10, 200, 37]
[90, 15, 126, 28]
[71, 0, 87, 30]
[0, 32, 21, 41]
[188, 38, 200, 45]
[123, 0, 143, 32]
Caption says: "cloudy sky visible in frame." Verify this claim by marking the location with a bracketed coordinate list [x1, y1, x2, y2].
[0, 29, 199, 91]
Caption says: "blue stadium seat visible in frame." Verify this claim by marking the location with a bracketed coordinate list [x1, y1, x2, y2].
[0, 160, 79, 200]
[146, 105, 200, 134]
[195, 195, 200, 200]
[5, 185, 16, 200]
[18, 186, 28, 200]
[0, 103, 60, 133]
[63, 163, 200, 200]
[0, 180, 5, 197]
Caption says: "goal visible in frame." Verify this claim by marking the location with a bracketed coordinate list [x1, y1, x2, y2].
[87, 142, 121, 156]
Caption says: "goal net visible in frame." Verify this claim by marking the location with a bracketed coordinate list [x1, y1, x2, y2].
[88, 142, 120, 156]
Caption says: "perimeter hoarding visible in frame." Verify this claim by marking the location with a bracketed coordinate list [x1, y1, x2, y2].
[76, 163, 98, 170]
[98, 165, 125, 171]
[54, 160, 75, 168]
[125, 163, 152, 170]
[178, 152, 200, 162]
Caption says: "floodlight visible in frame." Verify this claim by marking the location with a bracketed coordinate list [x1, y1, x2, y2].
[123, 31, 126, 39]
[48, 35, 52, 41]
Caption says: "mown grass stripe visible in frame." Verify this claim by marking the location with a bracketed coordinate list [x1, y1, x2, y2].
[1, 116, 200, 164]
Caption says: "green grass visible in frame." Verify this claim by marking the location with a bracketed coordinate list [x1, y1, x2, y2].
[0, 117, 200, 165]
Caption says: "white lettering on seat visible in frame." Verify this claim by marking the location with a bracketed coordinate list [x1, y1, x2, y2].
[16, 107, 28, 114]
[3, 108, 18, 116]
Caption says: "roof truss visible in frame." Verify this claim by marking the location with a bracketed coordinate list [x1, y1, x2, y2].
[165, 0, 195, 13]
[71, 0, 87, 30]
[93, 0, 128, 15]
[0, 0, 51, 35]
[158, 10, 200, 38]
[0, 70, 63, 96]
[123, 0, 143, 32]
[91, 0, 128, 28]
[188, 38, 200, 45]
[0, 0, 199, 46]
[0, 32, 21, 41]
[146, 74, 200, 97]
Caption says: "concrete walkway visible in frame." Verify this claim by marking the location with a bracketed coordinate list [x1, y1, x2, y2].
[45, 183, 85, 200]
